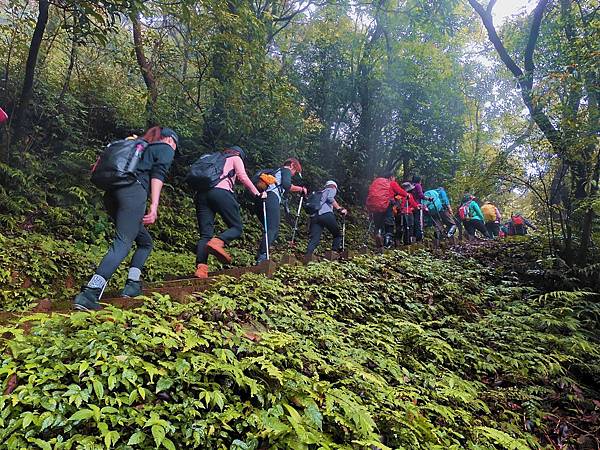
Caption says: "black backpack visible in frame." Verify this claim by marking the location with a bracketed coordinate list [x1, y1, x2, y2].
[304, 190, 323, 215]
[187, 152, 234, 191]
[91, 138, 149, 190]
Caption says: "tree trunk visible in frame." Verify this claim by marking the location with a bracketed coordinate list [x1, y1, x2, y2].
[132, 15, 158, 127]
[11, 0, 49, 142]
[356, 24, 383, 180]
[57, 31, 77, 110]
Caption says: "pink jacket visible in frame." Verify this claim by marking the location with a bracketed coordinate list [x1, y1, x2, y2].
[215, 155, 259, 196]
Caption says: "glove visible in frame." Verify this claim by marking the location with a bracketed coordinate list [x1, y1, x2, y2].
[340, 208, 348, 216]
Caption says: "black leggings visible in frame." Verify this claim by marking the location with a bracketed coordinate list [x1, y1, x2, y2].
[96, 182, 152, 280]
[485, 221, 500, 238]
[464, 219, 490, 238]
[257, 191, 280, 255]
[306, 212, 341, 255]
[195, 188, 243, 264]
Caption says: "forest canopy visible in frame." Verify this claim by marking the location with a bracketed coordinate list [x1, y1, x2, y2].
[0, 0, 598, 262]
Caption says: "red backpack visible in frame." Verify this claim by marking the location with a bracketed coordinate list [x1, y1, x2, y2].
[512, 215, 525, 226]
[366, 178, 391, 213]
[458, 201, 472, 221]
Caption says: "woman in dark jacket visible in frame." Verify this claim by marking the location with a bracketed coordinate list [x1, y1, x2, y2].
[74, 126, 177, 311]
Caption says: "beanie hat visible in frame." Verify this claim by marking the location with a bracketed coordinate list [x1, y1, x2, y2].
[325, 180, 338, 189]
[226, 145, 246, 160]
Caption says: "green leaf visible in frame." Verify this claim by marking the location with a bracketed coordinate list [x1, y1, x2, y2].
[104, 430, 120, 449]
[156, 377, 173, 393]
[162, 437, 176, 450]
[127, 431, 146, 445]
[79, 360, 90, 376]
[93, 379, 105, 400]
[152, 424, 165, 447]
[69, 409, 94, 422]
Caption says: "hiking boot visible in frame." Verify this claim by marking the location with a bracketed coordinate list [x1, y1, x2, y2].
[383, 233, 394, 249]
[447, 225, 457, 238]
[73, 286, 103, 311]
[121, 279, 142, 297]
[206, 237, 232, 264]
[256, 253, 268, 265]
[195, 263, 209, 279]
[375, 233, 384, 248]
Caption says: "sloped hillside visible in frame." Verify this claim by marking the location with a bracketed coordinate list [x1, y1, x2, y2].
[1, 247, 598, 449]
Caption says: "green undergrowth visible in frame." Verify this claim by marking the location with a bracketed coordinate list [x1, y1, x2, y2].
[0, 249, 599, 449]
[0, 204, 366, 312]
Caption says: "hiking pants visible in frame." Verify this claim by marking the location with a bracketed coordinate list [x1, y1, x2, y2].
[257, 191, 280, 256]
[373, 206, 395, 241]
[433, 209, 457, 239]
[464, 219, 490, 239]
[485, 221, 500, 238]
[195, 188, 243, 264]
[306, 212, 341, 255]
[413, 210, 423, 241]
[96, 182, 152, 280]
[396, 213, 414, 245]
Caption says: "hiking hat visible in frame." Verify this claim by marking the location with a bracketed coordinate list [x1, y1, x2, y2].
[226, 145, 246, 160]
[325, 180, 338, 189]
[401, 182, 415, 192]
[160, 127, 179, 148]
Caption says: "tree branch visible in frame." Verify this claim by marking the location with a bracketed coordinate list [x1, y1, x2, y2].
[467, 0, 523, 78]
[524, 0, 549, 75]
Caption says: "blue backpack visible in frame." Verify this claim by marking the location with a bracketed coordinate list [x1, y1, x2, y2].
[422, 189, 443, 213]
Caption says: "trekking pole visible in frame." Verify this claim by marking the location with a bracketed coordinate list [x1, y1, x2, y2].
[342, 215, 346, 251]
[290, 196, 303, 245]
[404, 198, 410, 245]
[262, 198, 269, 260]
[419, 208, 424, 236]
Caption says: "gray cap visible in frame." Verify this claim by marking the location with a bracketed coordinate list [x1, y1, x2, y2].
[160, 127, 179, 148]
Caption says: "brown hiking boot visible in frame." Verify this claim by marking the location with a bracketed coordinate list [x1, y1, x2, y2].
[195, 263, 209, 279]
[206, 237, 232, 264]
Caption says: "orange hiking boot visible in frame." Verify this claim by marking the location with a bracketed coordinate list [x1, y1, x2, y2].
[195, 263, 209, 279]
[206, 237, 232, 264]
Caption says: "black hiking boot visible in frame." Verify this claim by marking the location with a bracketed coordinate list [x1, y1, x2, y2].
[121, 279, 142, 297]
[73, 287, 103, 311]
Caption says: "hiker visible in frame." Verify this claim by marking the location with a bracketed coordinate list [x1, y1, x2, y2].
[458, 194, 490, 240]
[0, 106, 8, 124]
[306, 180, 347, 255]
[366, 171, 409, 248]
[255, 158, 307, 263]
[508, 213, 536, 236]
[74, 126, 178, 311]
[481, 201, 502, 238]
[421, 187, 457, 240]
[394, 182, 420, 245]
[192, 146, 266, 278]
[411, 175, 426, 241]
